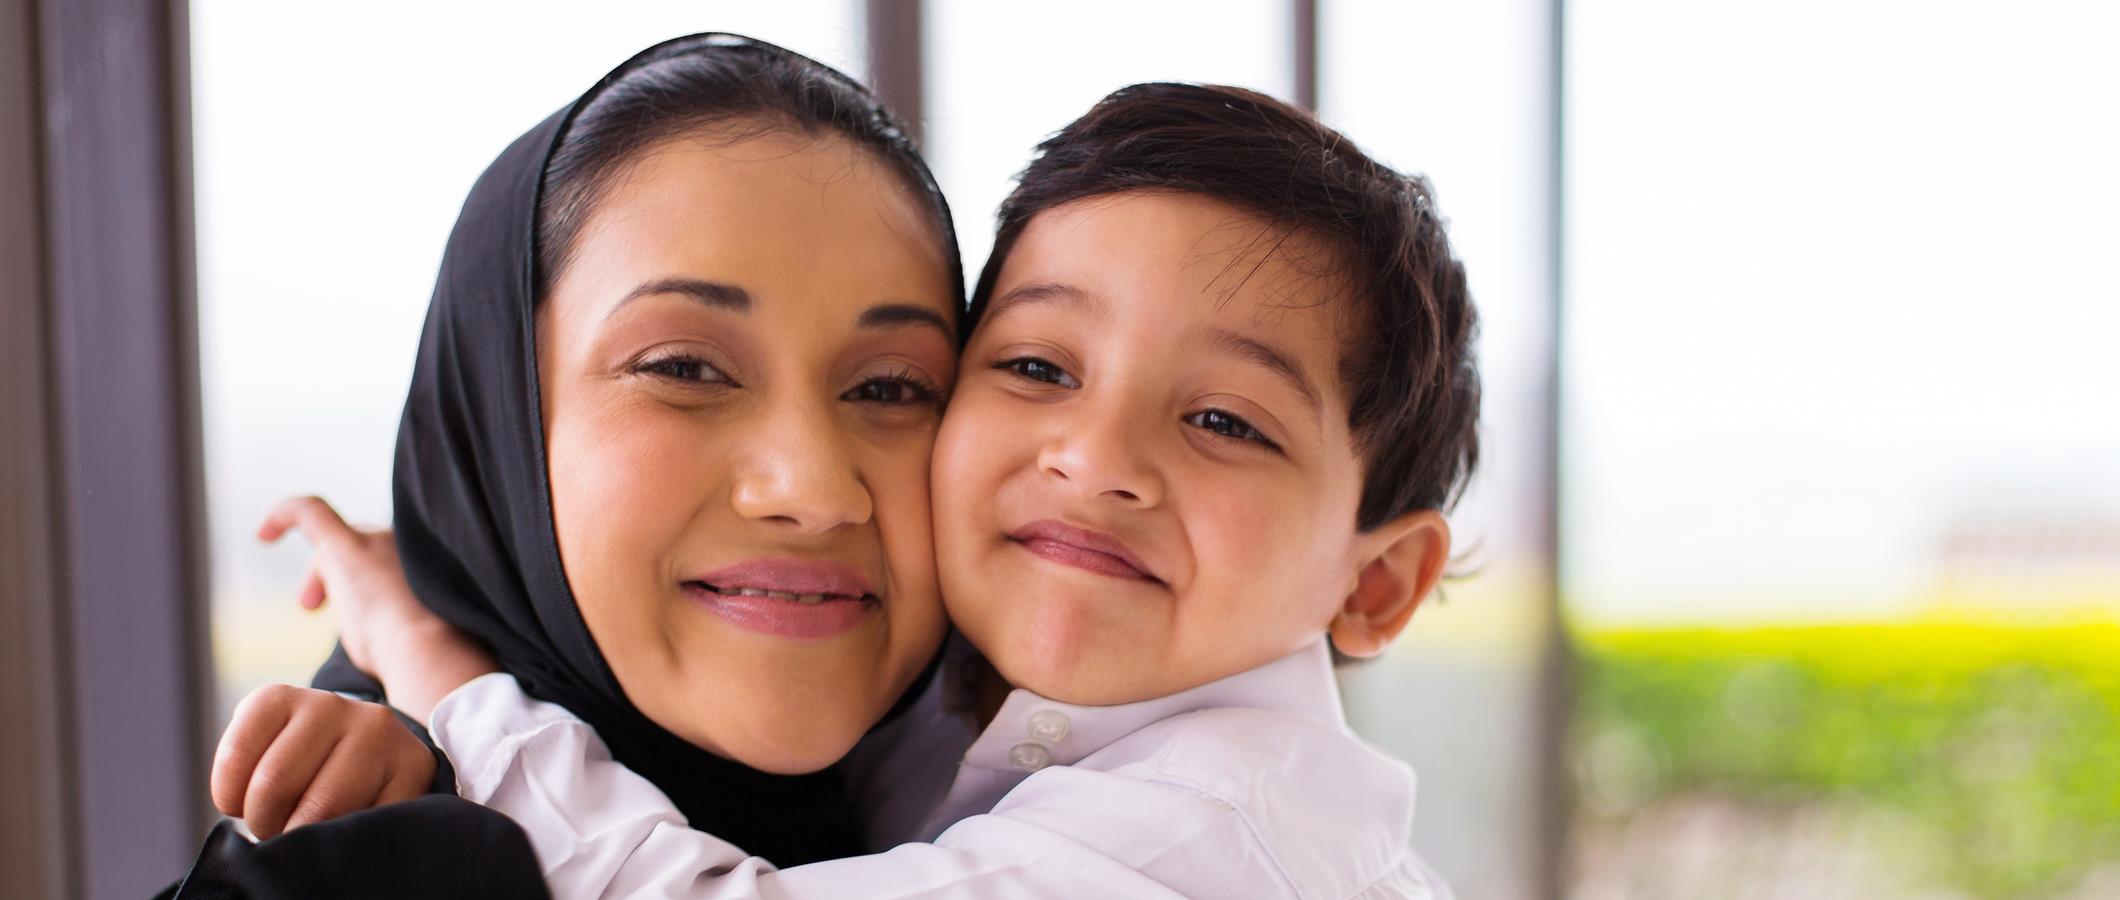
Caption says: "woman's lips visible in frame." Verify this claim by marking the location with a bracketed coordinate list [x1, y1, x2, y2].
[694, 557, 874, 597]
[685, 557, 877, 640]
[1007, 520, 1158, 582]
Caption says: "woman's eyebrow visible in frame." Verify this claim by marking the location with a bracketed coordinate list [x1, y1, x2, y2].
[858, 303, 955, 342]
[606, 281, 948, 340]
[608, 277, 752, 317]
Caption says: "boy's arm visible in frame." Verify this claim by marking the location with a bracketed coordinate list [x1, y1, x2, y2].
[256, 495, 500, 721]
[435, 673, 1242, 899]
[208, 495, 503, 838]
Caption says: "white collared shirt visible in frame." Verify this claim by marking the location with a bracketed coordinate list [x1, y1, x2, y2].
[430, 639, 1451, 899]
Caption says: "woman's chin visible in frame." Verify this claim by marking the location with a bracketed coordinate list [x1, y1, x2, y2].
[649, 692, 872, 775]
[686, 717, 865, 775]
[614, 622, 935, 773]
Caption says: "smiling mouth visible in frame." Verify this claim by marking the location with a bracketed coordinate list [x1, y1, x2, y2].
[1007, 520, 1161, 584]
[689, 582, 871, 605]
[681, 581, 878, 640]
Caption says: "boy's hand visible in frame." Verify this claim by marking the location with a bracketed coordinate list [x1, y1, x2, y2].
[257, 495, 433, 675]
[258, 495, 499, 720]
[210, 683, 435, 839]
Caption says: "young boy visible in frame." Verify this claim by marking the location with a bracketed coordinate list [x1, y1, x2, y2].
[218, 83, 1479, 898]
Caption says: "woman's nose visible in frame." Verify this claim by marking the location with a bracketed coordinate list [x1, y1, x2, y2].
[1035, 397, 1165, 508]
[728, 400, 873, 534]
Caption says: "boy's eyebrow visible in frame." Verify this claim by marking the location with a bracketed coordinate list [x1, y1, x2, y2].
[610, 277, 752, 316]
[983, 281, 1107, 324]
[1201, 326, 1323, 417]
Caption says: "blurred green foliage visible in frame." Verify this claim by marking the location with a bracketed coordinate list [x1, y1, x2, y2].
[1574, 623, 2120, 898]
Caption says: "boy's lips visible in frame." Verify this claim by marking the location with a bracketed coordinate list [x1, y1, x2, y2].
[684, 557, 877, 640]
[1007, 520, 1159, 583]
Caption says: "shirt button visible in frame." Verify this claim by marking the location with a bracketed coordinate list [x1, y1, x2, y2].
[1027, 709, 1070, 743]
[1007, 742, 1053, 771]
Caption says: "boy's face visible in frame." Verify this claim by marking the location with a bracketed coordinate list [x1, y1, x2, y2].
[933, 191, 1372, 705]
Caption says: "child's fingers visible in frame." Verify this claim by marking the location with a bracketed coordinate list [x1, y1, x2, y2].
[282, 737, 392, 834]
[210, 684, 298, 818]
[240, 704, 341, 840]
[376, 762, 432, 808]
[256, 495, 357, 548]
[296, 565, 327, 612]
[375, 724, 441, 808]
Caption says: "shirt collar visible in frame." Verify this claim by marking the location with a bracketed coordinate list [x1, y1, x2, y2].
[952, 638, 1345, 772]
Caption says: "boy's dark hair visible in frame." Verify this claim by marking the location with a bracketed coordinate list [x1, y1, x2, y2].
[969, 83, 1480, 530]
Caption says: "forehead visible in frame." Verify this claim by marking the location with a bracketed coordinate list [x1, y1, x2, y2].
[556, 130, 952, 319]
[989, 190, 1354, 369]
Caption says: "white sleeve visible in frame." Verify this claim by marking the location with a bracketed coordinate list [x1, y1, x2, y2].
[428, 673, 1201, 900]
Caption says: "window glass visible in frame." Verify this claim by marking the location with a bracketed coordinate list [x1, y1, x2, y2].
[925, 0, 1293, 273]
[1322, 2, 1559, 896]
[1565, 2, 2120, 895]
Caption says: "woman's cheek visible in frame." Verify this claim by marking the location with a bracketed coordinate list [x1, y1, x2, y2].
[552, 407, 709, 594]
[860, 427, 945, 664]
[879, 436, 940, 578]
[559, 433, 660, 541]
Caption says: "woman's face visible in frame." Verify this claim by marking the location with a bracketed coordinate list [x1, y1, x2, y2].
[537, 127, 956, 774]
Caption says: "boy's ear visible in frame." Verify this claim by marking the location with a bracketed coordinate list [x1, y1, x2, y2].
[1331, 510, 1451, 658]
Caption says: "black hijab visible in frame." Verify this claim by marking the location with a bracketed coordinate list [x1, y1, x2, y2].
[314, 33, 958, 867]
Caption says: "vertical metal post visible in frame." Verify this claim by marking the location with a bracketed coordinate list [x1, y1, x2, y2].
[0, 0, 77, 894]
[866, 0, 926, 146]
[1534, 0, 1573, 896]
[37, 0, 210, 896]
[1293, 0, 1319, 110]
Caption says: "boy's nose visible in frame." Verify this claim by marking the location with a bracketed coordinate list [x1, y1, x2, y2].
[1035, 405, 1165, 508]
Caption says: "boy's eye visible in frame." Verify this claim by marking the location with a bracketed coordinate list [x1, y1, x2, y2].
[996, 356, 1080, 389]
[1185, 408, 1280, 451]
[842, 372, 943, 406]
[636, 354, 732, 385]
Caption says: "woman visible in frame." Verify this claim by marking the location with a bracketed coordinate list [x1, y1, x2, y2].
[168, 32, 964, 896]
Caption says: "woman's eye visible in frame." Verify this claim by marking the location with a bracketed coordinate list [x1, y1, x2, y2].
[996, 357, 1080, 388]
[635, 355, 730, 385]
[1185, 409, 1280, 451]
[843, 374, 941, 406]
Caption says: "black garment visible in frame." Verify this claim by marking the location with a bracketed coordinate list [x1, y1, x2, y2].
[155, 797, 549, 900]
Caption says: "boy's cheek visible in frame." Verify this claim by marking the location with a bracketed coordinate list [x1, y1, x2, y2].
[1177, 470, 1357, 630]
[931, 389, 1025, 496]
